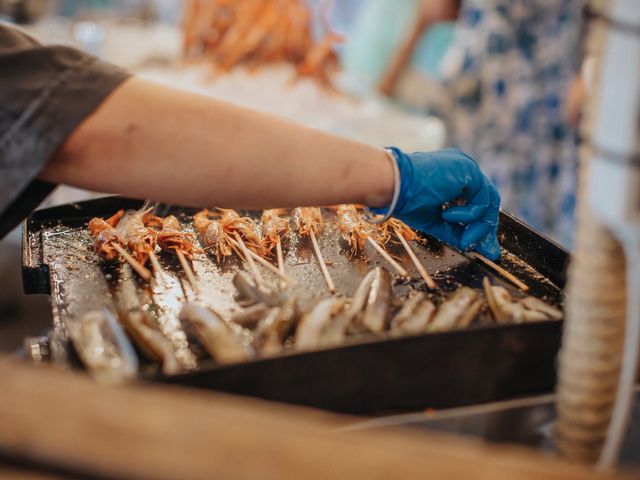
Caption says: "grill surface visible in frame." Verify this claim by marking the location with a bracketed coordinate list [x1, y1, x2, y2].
[22, 197, 569, 413]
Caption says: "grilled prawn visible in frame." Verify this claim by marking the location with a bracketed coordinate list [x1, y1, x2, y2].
[335, 204, 370, 257]
[293, 207, 323, 237]
[261, 209, 290, 256]
[88, 210, 125, 261]
[153, 215, 198, 261]
[116, 209, 157, 265]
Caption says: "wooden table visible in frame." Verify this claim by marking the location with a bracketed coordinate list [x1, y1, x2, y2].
[0, 359, 635, 479]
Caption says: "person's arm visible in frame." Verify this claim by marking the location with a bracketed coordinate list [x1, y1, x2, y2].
[0, 23, 500, 258]
[41, 77, 394, 210]
[42, 76, 501, 259]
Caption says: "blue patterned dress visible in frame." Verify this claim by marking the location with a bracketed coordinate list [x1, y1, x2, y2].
[439, 0, 585, 248]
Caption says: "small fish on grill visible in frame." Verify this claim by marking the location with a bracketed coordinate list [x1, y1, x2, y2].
[230, 303, 272, 329]
[359, 267, 392, 334]
[483, 277, 561, 324]
[322, 268, 376, 344]
[233, 271, 285, 307]
[254, 297, 299, 356]
[429, 287, 484, 332]
[68, 308, 139, 385]
[390, 291, 436, 335]
[295, 297, 348, 350]
[180, 304, 255, 364]
[119, 309, 181, 376]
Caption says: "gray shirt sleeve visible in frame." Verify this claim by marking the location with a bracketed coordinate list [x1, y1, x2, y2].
[0, 22, 131, 238]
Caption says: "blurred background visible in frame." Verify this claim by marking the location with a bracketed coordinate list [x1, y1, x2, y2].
[0, 0, 585, 351]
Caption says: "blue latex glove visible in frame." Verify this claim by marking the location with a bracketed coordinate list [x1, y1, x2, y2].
[370, 147, 501, 260]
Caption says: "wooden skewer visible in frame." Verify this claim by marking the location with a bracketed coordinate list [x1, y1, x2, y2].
[148, 251, 165, 284]
[309, 230, 336, 294]
[242, 244, 297, 286]
[228, 242, 244, 259]
[394, 229, 437, 289]
[112, 243, 152, 281]
[276, 239, 287, 289]
[176, 250, 199, 292]
[468, 252, 529, 292]
[366, 235, 410, 278]
[234, 234, 265, 289]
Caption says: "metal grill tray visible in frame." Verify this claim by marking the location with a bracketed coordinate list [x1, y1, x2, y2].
[22, 197, 569, 414]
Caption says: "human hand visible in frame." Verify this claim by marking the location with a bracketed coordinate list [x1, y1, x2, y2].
[369, 147, 501, 260]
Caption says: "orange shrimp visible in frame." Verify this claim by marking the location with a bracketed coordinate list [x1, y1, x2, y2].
[292, 207, 323, 237]
[194, 209, 233, 262]
[335, 204, 370, 258]
[151, 215, 199, 261]
[261, 209, 290, 255]
[115, 209, 157, 265]
[194, 209, 266, 262]
[88, 216, 125, 261]
[180, 0, 341, 89]
[378, 218, 419, 246]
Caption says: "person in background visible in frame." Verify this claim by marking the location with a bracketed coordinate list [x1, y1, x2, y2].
[378, 0, 585, 248]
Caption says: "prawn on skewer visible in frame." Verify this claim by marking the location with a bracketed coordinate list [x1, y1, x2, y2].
[211, 208, 267, 257]
[335, 204, 370, 258]
[88, 210, 152, 281]
[213, 208, 268, 287]
[261, 209, 292, 287]
[194, 209, 267, 288]
[194, 209, 234, 263]
[377, 218, 436, 289]
[261, 209, 290, 256]
[377, 218, 418, 245]
[155, 216, 198, 261]
[334, 205, 409, 279]
[146, 214, 200, 291]
[88, 210, 125, 261]
[115, 209, 164, 280]
[293, 207, 335, 293]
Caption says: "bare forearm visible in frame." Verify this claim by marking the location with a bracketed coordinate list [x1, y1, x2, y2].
[41, 77, 393, 209]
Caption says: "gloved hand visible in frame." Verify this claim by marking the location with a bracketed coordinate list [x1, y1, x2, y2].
[369, 147, 501, 260]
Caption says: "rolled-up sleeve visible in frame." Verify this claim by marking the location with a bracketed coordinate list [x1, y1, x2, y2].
[0, 22, 131, 237]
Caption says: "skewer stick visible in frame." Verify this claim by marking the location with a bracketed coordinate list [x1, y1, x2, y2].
[234, 234, 265, 289]
[240, 244, 297, 286]
[366, 235, 410, 278]
[112, 243, 152, 281]
[309, 230, 336, 294]
[394, 228, 437, 289]
[468, 252, 529, 292]
[148, 251, 165, 284]
[276, 239, 286, 289]
[176, 250, 199, 292]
